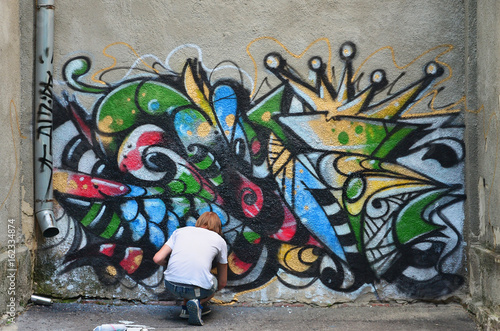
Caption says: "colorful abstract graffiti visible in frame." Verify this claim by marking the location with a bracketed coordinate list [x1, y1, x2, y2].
[51, 41, 465, 299]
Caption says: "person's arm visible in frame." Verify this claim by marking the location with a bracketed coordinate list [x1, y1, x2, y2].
[153, 244, 172, 266]
[216, 262, 227, 291]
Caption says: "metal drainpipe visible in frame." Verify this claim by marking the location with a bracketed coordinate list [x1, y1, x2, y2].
[34, 0, 59, 237]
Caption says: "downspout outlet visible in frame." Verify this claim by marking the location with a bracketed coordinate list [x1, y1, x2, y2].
[35, 209, 59, 238]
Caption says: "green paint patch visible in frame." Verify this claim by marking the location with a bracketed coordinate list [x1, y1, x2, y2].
[346, 177, 364, 201]
[98, 83, 140, 133]
[338, 131, 349, 145]
[348, 214, 363, 252]
[138, 82, 190, 115]
[178, 172, 201, 194]
[243, 232, 261, 243]
[211, 174, 223, 185]
[374, 126, 415, 158]
[100, 213, 121, 238]
[396, 190, 445, 244]
[168, 180, 186, 194]
[196, 155, 213, 170]
[247, 87, 287, 142]
[81, 203, 103, 227]
[200, 188, 215, 201]
[355, 125, 363, 134]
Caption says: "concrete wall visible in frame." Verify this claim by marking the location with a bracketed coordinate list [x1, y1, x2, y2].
[0, 0, 32, 324]
[24, 0, 470, 305]
[466, 0, 500, 329]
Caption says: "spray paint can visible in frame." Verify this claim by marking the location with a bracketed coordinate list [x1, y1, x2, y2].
[30, 295, 53, 305]
[92, 324, 127, 331]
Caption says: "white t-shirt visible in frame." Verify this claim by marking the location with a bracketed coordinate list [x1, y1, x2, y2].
[163, 226, 228, 290]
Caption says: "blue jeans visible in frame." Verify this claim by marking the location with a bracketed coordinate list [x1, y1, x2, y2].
[164, 276, 217, 300]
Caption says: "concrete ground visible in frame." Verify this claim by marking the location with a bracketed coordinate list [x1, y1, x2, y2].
[3, 301, 479, 331]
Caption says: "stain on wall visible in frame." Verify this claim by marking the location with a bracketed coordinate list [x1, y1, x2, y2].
[47, 40, 465, 300]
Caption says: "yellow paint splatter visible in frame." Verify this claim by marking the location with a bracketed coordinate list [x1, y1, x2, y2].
[132, 254, 143, 271]
[53, 172, 69, 192]
[98, 134, 113, 147]
[116, 118, 124, 126]
[82, 184, 88, 190]
[261, 111, 271, 122]
[69, 180, 78, 190]
[197, 122, 211, 137]
[304, 205, 309, 211]
[225, 114, 235, 127]
[99, 115, 114, 133]
[307, 117, 368, 147]
[106, 266, 117, 276]
[187, 130, 193, 136]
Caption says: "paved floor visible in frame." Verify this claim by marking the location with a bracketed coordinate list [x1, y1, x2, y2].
[3, 302, 479, 331]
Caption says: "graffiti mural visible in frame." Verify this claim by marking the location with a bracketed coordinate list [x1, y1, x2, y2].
[50, 40, 465, 299]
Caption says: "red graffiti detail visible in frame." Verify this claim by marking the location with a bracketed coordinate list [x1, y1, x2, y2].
[137, 131, 164, 147]
[119, 149, 142, 172]
[119, 247, 143, 274]
[56, 170, 130, 198]
[270, 201, 297, 241]
[251, 139, 261, 155]
[228, 252, 253, 275]
[239, 176, 264, 218]
[119, 131, 165, 172]
[70, 104, 92, 144]
[306, 236, 322, 248]
[99, 244, 116, 257]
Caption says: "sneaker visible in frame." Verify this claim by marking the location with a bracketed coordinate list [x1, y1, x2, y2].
[180, 304, 210, 319]
[187, 299, 203, 326]
[201, 304, 211, 316]
[179, 305, 189, 319]
[179, 303, 212, 319]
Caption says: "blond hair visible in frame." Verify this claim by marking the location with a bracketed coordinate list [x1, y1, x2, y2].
[195, 211, 222, 235]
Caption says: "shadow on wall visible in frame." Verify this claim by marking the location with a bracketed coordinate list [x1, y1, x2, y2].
[47, 39, 465, 300]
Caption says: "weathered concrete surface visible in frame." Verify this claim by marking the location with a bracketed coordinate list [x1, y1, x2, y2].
[0, 0, 32, 323]
[5, 302, 479, 331]
[465, 0, 500, 329]
[467, 246, 500, 330]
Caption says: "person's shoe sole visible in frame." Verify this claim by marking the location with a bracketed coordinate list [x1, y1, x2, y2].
[179, 308, 188, 319]
[187, 299, 203, 326]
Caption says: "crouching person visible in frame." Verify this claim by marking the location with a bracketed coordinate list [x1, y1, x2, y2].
[153, 212, 228, 326]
